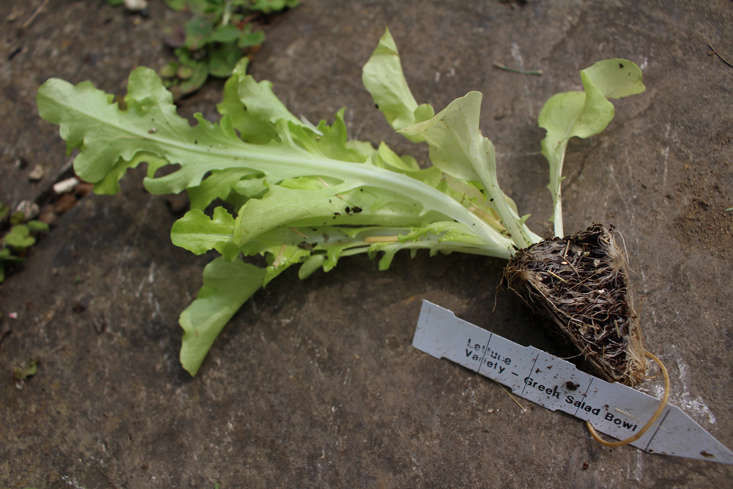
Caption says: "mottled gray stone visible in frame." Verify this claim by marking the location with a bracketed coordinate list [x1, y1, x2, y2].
[1, 1, 731, 487]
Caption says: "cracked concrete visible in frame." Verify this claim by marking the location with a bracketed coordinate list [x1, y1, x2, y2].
[1, 0, 731, 487]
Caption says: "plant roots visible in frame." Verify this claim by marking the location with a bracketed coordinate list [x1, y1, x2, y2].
[504, 224, 646, 386]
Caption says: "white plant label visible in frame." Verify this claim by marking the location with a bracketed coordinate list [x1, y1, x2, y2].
[412, 300, 731, 464]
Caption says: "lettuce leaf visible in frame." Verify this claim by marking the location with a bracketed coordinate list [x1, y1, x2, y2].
[37, 53, 516, 373]
[179, 257, 266, 375]
[399, 92, 542, 249]
[539, 59, 645, 237]
[36, 29, 643, 375]
[361, 27, 434, 133]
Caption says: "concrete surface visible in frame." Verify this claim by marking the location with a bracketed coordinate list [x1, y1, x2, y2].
[1, 0, 731, 487]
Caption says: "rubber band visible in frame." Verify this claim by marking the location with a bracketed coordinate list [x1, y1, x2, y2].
[585, 350, 669, 447]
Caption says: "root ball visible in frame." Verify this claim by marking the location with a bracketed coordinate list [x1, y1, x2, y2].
[504, 224, 646, 386]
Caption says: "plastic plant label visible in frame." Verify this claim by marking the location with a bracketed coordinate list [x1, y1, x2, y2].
[412, 300, 732, 464]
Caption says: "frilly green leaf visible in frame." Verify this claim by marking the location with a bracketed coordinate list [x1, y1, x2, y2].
[171, 207, 239, 260]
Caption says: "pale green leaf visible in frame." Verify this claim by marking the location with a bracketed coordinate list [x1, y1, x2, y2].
[399, 91, 483, 182]
[187, 168, 256, 209]
[262, 244, 309, 285]
[372, 142, 420, 172]
[236, 74, 305, 129]
[400, 91, 541, 248]
[282, 109, 372, 163]
[93, 152, 169, 195]
[582, 59, 645, 99]
[232, 180, 447, 247]
[298, 254, 325, 279]
[362, 28, 434, 134]
[179, 257, 266, 375]
[216, 58, 280, 144]
[171, 207, 239, 260]
[539, 58, 645, 237]
[231, 177, 269, 200]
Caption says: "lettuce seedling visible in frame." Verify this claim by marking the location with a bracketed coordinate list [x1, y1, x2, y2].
[0, 202, 50, 283]
[159, 0, 298, 98]
[538, 59, 645, 237]
[36, 29, 645, 382]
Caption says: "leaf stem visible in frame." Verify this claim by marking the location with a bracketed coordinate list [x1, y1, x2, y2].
[142, 133, 518, 259]
[552, 188, 564, 238]
[364, 235, 399, 243]
[281, 151, 517, 259]
[477, 141, 543, 248]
